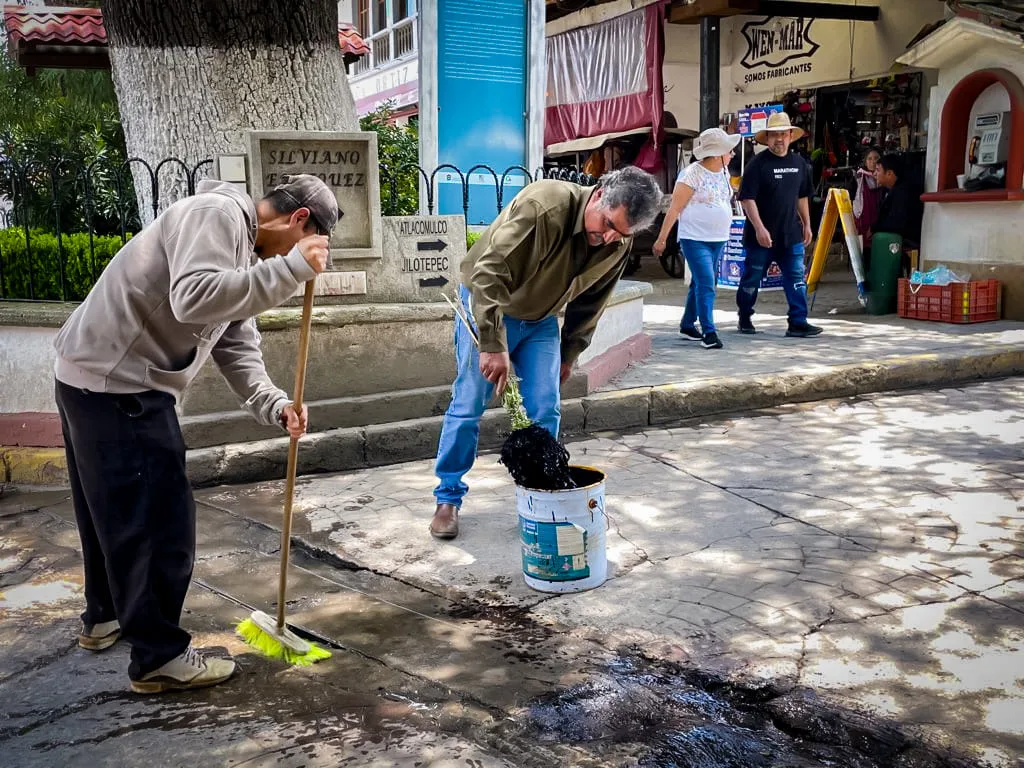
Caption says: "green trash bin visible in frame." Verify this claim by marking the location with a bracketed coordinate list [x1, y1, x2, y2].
[866, 232, 903, 315]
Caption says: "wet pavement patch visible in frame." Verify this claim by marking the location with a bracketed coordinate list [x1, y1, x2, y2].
[527, 652, 982, 768]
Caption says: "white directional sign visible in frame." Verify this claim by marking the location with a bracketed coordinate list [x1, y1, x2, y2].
[397, 218, 452, 279]
[385, 215, 465, 299]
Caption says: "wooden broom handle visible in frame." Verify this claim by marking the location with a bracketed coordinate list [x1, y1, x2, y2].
[277, 278, 316, 630]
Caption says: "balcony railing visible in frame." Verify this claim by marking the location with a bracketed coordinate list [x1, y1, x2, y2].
[370, 29, 392, 67]
[351, 54, 371, 75]
[353, 15, 417, 76]
[393, 17, 415, 59]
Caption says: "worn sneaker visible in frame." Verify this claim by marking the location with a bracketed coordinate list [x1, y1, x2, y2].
[79, 620, 121, 651]
[701, 332, 724, 349]
[130, 646, 236, 694]
[737, 318, 756, 334]
[785, 322, 824, 338]
[679, 327, 702, 341]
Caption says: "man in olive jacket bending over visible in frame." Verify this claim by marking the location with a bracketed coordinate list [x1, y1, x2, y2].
[430, 166, 662, 539]
[54, 174, 340, 693]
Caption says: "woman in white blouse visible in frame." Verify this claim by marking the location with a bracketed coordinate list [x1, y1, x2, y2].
[653, 127, 741, 349]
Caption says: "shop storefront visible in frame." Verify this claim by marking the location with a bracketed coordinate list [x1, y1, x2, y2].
[896, 14, 1024, 320]
[719, 2, 944, 210]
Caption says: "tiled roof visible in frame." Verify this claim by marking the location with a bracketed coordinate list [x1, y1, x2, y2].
[3, 5, 369, 59]
[3, 4, 106, 46]
[339, 21, 371, 58]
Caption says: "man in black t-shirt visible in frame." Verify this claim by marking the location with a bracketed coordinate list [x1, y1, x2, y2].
[737, 113, 822, 337]
[873, 153, 924, 244]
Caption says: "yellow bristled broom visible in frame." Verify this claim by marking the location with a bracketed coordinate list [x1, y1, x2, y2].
[237, 278, 331, 666]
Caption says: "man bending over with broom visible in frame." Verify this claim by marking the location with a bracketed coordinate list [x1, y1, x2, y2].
[53, 174, 340, 693]
[430, 166, 662, 539]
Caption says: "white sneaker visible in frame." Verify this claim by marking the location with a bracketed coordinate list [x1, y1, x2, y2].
[79, 620, 121, 651]
[130, 646, 236, 694]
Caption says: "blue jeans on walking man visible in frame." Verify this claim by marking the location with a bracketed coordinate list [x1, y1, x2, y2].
[434, 285, 561, 507]
[679, 239, 726, 334]
[736, 243, 810, 325]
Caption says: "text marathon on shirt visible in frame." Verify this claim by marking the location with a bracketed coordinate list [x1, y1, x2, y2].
[773, 167, 803, 180]
[740, 17, 818, 85]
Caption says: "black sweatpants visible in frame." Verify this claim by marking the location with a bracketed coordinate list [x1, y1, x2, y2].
[55, 380, 194, 679]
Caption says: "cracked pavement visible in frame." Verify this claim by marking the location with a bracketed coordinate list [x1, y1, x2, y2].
[1, 379, 1020, 766]
[193, 378, 1023, 766]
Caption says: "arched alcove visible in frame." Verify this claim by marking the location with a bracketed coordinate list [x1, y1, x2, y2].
[925, 67, 1024, 202]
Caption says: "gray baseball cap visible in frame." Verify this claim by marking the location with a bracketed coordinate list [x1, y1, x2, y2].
[271, 174, 343, 234]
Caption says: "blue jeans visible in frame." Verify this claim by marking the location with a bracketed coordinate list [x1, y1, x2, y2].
[736, 242, 809, 325]
[679, 239, 726, 335]
[434, 285, 561, 507]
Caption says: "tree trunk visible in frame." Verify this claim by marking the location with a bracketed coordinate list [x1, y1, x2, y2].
[100, 0, 358, 221]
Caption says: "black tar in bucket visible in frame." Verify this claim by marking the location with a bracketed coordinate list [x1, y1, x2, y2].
[500, 424, 576, 491]
[498, 377, 577, 492]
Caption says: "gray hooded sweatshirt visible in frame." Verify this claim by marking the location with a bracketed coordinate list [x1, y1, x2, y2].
[54, 179, 316, 427]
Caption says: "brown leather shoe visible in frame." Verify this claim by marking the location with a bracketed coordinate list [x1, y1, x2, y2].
[429, 503, 459, 539]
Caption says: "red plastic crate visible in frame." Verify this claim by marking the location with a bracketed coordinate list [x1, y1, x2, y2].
[897, 279, 1002, 323]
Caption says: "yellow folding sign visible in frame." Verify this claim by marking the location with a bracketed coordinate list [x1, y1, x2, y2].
[807, 187, 866, 308]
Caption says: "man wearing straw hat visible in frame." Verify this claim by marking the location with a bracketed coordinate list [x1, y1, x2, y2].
[430, 167, 663, 540]
[736, 112, 822, 337]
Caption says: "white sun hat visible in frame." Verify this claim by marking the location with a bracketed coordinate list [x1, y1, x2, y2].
[693, 128, 742, 160]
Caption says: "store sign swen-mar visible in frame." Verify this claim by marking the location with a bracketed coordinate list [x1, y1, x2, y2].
[740, 17, 819, 85]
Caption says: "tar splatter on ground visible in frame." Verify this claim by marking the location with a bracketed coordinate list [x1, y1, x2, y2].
[527, 653, 981, 768]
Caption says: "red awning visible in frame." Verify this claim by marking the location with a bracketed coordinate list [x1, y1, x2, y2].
[2, 5, 371, 71]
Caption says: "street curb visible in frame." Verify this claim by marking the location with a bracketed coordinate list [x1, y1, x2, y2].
[647, 346, 1024, 424]
[183, 344, 1023, 487]
[0, 447, 68, 487]
[7, 346, 1023, 488]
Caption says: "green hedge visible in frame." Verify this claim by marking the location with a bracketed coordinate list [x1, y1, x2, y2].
[0, 228, 130, 301]
[1, 227, 479, 301]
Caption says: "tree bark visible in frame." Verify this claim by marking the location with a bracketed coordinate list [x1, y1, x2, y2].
[100, 0, 358, 220]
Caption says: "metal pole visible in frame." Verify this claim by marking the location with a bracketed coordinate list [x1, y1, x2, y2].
[699, 16, 721, 132]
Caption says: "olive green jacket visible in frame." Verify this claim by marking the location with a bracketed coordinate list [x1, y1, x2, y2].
[460, 180, 632, 365]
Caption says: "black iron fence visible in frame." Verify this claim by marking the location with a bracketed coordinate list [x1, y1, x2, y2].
[0, 156, 595, 302]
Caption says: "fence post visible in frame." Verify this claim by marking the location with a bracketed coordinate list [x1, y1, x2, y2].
[397, 163, 430, 216]
[464, 165, 500, 224]
[154, 157, 192, 220]
[189, 159, 213, 196]
[499, 165, 533, 212]
[12, 161, 37, 300]
[429, 164, 465, 221]
[49, 163, 68, 301]
[120, 158, 156, 240]
[0, 159, 12, 299]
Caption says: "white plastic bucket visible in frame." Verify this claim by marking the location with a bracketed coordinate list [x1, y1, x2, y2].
[516, 466, 608, 593]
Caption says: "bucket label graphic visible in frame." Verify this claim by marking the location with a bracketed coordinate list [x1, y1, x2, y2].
[519, 517, 590, 582]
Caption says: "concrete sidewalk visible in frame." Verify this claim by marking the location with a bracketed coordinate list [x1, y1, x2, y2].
[607, 272, 1024, 392]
